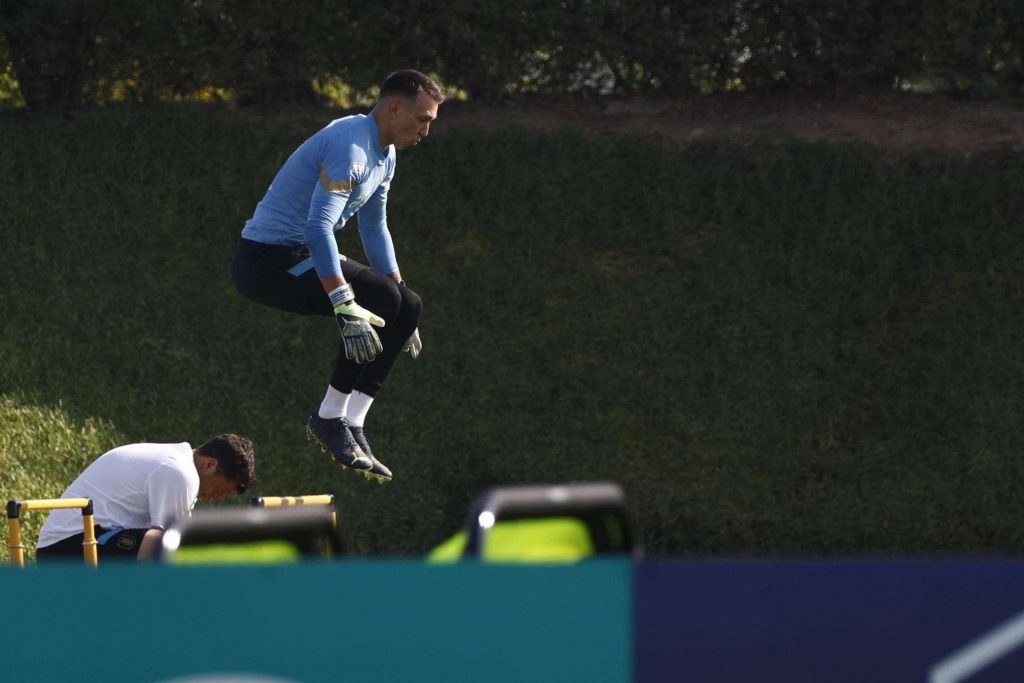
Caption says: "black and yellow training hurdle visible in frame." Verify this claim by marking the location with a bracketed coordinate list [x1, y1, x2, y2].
[6, 498, 98, 568]
[251, 494, 337, 530]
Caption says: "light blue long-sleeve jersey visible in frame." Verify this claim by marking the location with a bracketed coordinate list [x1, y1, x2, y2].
[241, 114, 398, 278]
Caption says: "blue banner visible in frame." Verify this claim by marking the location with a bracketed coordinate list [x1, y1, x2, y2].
[635, 559, 1024, 682]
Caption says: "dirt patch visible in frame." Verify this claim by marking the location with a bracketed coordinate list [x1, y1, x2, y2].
[439, 90, 1024, 157]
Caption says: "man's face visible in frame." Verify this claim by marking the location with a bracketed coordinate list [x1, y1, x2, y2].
[389, 92, 439, 150]
[198, 471, 237, 500]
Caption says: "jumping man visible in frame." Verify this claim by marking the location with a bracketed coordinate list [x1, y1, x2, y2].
[231, 70, 444, 482]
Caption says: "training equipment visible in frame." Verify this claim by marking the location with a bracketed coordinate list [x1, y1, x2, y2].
[252, 494, 338, 531]
[463, 482, 634, 559]
[306, 414, 373, 472]
[160, 505, 344, 563]
[329, 283, 384, 363]
[403, 327, 422, 359]
[349, 426, 393, 482]
[6, 498, 98, 568]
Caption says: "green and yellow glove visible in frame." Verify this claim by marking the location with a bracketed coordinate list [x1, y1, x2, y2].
[329, 283, 384, 364]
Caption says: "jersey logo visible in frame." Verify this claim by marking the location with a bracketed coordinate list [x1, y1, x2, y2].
[319, 164, 359, 193]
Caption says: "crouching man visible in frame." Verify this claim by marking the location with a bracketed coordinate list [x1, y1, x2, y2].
[35, 434, 256, 562]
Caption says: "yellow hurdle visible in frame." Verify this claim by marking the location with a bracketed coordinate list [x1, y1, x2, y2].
[251, 495, 337, 530]
[6, 498, 98, 568]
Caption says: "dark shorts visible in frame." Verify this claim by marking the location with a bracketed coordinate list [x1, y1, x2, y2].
[231, 237, 369, 317]
[35, 527, 149, 563]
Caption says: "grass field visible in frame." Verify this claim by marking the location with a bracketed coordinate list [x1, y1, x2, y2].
[3, 105, 1024, 560]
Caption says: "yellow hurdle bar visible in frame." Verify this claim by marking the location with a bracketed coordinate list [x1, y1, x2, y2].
[18, 498, 92, 512]
[252, 495, 338, 530]
[6, 498, 98, 568]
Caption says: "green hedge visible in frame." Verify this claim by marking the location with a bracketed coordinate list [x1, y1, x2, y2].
[2, 1, 1022, 111]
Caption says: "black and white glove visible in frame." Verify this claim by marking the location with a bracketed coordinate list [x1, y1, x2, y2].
[402, 328, 422, 359]
[329, 283, 384, 364]
[396, 280, 422, 360]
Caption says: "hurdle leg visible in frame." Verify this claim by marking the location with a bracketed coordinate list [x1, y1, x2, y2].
[81, 501, 98, 567]
[7, 501, 25, 568]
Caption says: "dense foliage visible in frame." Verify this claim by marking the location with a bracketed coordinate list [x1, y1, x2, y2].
[2, 0, 1022, 111]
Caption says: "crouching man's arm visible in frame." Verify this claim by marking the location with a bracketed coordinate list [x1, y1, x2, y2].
[137, 527, 164, 561]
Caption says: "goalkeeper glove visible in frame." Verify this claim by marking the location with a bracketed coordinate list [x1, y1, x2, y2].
[402, 328, 422, 359]
[396, 280, 422, 359]
[329, 283, 384, 364]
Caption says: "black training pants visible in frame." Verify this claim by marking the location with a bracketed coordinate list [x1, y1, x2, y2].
[231, 238, 422, 396]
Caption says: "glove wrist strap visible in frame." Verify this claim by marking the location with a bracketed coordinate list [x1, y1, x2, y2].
[328, 283, 355, 309]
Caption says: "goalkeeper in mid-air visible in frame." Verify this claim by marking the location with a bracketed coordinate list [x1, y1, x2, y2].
[231, 69, 445, 482]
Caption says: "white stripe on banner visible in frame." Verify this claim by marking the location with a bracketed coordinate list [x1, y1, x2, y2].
[929, 609, 1024, 683]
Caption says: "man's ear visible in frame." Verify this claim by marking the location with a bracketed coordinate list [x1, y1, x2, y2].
[387, 97, 403, 117]
[197, 456, 218, 475]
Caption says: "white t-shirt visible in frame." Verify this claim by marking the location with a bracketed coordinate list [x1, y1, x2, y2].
[37, 442, 199, 548]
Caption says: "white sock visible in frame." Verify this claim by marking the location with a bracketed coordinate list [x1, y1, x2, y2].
[318, 385, 350, 419]
[346, 391, 375, 427]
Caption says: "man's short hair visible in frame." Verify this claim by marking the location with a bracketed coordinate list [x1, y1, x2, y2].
[198, 434, 256, 494]
[380, 70, 445, 104]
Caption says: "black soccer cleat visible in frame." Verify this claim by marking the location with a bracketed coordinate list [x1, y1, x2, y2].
[349, 426, 393, 482]
[306, 415, 373, 472]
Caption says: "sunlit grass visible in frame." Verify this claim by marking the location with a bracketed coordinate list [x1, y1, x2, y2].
[0, 394, 124, 562]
